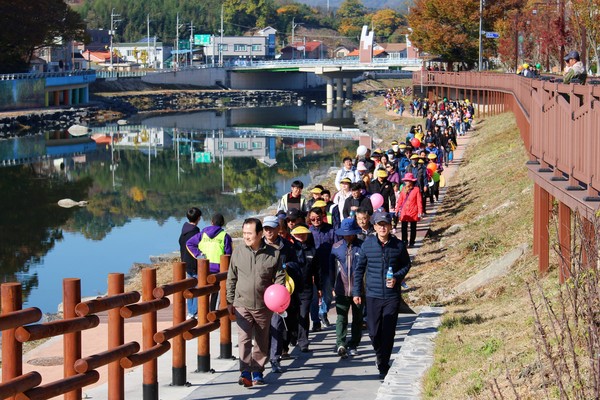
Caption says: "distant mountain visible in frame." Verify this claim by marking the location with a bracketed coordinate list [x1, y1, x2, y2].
[295, 0, 412, 11]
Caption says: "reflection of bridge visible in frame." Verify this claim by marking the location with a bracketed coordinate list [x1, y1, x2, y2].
[416, 71, 599, 282]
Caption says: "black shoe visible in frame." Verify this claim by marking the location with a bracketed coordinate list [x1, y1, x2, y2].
[337, 345, 348, 359]
[408, 242, 415, 248]
[280, 350, 290, 360]
[300, 347, 312, 353]
[271, 360, 283, 373]
[311, 324, 322, 332]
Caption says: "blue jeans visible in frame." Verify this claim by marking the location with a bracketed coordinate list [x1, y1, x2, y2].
[187, 272, 197, 316]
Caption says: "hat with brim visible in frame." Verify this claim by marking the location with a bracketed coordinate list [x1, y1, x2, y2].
[335, 218, 362, 236]
[376, 169, 388, 178]
[310, 187, 322, 194]
[373, 212, 392, 225]
[340, 177, 352, 184]
[291, 225, 311, 235]
[410, 154, 420, 160]
[402, 172, 417, 182]
[391, 140, 398, 145]
[427, 153, 438, 160]
[564, 50, 580, 61]
[263, 216, 279, 228]
[357, 162, 368, 171]
[312, 200, 327, 208]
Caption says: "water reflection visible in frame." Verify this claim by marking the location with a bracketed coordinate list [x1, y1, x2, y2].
[0, 104, 358, 311]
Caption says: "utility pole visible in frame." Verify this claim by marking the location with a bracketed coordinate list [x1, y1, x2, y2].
[109, 8, 121, 70]
[478, 0, 483, 71]
[175, 13, 179, 69]
[219, 4, 224, 66]
[291, 18, 303, 60]
[189, 21, 194, 67]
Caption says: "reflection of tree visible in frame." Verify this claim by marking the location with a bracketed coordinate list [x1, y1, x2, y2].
[0, 166, 91, 301]
[65, 150, 266, 239]
[223, 158, 277, 212]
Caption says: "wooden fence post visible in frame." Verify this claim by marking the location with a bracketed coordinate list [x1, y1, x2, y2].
[197, 259, 211, 372]
[63, 278, 81, 400]
[172, 262, 187, 385]
[108, 273, 125, 400]
[219, 255, 232, 359]
[2, 283, 23, 400]
[142, 268, 158, 400]
[558, 202, 572, 283]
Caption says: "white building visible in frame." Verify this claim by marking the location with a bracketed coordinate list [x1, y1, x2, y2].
[113, 38, 172, 69]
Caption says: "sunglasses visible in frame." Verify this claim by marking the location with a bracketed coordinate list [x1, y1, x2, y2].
[309, 217, 321, 222]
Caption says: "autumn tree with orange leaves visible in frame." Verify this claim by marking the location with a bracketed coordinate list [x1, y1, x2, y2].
[408, 0, 523, 69]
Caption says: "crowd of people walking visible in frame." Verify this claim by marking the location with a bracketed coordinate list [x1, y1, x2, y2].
[179, 95, 470, 387]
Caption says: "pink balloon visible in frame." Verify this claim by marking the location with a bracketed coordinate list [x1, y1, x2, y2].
[370, 193, 384, 209]
[264, 284, 291, 313]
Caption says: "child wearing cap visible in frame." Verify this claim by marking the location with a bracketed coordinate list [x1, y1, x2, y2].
[306, 185, 324, 210]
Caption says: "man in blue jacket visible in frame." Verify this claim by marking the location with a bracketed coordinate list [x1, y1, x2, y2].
[353, 212, 411, 379]
[330, 218, 363, 359]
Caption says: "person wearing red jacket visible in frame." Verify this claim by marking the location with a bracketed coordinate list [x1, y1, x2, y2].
[395, 173, 423, 248]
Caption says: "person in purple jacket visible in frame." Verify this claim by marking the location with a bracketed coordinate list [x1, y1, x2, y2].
[186, 213, 233, 313]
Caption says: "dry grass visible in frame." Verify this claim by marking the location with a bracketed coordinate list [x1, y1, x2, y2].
[124, 261, 175, 293]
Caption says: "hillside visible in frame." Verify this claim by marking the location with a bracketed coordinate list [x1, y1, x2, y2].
[297, 0, 412, 11]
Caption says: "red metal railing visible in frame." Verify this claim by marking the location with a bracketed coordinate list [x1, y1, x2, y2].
[413, 71, 600, 203]
[0, 256, 233, 400]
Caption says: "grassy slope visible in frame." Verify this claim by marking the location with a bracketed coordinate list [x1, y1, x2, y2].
[408, 113, 562, 399]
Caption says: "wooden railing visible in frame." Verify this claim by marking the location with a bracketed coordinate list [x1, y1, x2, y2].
[0, 256, 232, 400]
[413, 71, 600, 207]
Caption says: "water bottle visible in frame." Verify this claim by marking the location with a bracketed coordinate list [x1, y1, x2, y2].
[386, 266, 394, 288]
[350, 210, 355, 218]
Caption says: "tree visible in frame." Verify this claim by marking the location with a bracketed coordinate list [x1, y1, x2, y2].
[370, 9, 402, 41]
[570, 0, 600, 73]
[408, 0, 522, 68]
[0, 0, 87, 72]
[336, 0, 367, 38]
[223, 0, 276, 35]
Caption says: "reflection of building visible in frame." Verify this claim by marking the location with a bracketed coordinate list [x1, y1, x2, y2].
[203, 136, 276, 166]
[114, 128, 168, 148]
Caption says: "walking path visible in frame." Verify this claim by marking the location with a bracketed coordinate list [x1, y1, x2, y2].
[21, 127, 473, 399]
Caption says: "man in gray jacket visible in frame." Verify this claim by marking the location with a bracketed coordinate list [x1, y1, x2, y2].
[226, 218, 285, 387]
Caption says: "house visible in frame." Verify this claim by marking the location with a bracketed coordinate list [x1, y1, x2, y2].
[378, 43, 408, 59]
[245, 27, 277, 59]
[85, 29, 111, 52]
[113, 38, 171, 69]
[345, 49, 388, 59]
[201, 35, 271, 64]
[333, 45, 354, 59]
[35, 38, 75, 71]
[377, 38, 421, 59]
[280, 41, 327, 60]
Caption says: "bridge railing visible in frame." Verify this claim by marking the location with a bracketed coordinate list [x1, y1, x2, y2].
[414, 70, 600, 202]
[0, 70, 96, 81]
[0, 256, 233, 400]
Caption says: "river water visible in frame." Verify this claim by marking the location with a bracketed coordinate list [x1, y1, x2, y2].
[0, 104, 359, 313]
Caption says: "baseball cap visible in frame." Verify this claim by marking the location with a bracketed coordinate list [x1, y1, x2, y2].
[372, 212, 392, 224]
[263, 216, 279, 228]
